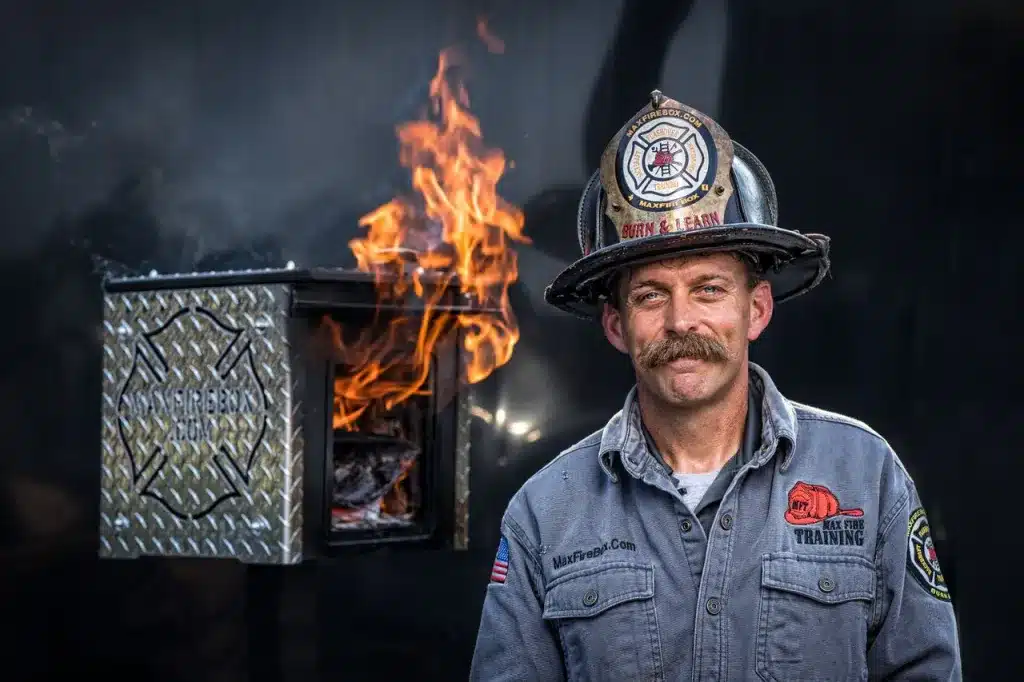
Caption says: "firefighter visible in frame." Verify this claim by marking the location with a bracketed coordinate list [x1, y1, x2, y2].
[471, 91, 961, 681]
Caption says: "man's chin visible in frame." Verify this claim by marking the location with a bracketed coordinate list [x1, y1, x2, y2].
[637, 370, 703, 404]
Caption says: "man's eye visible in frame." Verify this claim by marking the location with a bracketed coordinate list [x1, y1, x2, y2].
[630, 291, 661, 305]
[701, 285, 724, 295]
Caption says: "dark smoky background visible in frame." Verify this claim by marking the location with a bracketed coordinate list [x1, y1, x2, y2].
[0, 0, 1019, 680]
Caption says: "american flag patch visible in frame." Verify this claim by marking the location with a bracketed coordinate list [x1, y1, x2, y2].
[490, 535, 510, 584]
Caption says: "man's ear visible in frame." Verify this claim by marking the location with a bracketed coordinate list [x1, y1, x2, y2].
[747, 280, 774, 341]
[601, 302, 630, 354]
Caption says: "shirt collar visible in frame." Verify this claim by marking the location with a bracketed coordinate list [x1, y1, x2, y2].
[598, 363, 798, 481]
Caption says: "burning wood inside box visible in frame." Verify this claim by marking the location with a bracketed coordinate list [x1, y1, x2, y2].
[329, 364, 428, 531]
[327, 365, 429, 529]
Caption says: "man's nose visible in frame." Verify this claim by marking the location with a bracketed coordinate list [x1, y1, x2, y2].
[665, 291, 700, 335]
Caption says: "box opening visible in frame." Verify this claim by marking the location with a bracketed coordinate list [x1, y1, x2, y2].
[320, 306, 454, 548]
[329, 366, 433, 537]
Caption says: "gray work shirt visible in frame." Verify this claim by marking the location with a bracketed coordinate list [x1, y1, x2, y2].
[642, 382, 762, 537]
[471, 364, 962, 681]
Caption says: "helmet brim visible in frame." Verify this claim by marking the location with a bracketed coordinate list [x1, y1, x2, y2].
[543, 223, 830, 319]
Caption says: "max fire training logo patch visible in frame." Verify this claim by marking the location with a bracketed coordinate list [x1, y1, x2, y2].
[908, 507, 951, 602]
[785, 481, 866, 547]
[616, 108, 718, 212]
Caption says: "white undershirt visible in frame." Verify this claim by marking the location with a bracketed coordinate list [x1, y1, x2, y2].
[673, 470, 721, 512]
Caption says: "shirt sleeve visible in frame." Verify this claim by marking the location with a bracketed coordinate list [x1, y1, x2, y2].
[867, 475, 963, 681]
[469, 515, 565, 682]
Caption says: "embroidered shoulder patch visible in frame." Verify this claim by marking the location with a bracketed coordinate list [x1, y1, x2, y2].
[490, 535, 510, 584]
[907, 507, 951, 602]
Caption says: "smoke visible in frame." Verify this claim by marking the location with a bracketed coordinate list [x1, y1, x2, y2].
[0, 9, 463, 275]
[1, 107, 92, 160]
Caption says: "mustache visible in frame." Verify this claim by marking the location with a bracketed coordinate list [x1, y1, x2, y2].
[636, 332, 729, 369]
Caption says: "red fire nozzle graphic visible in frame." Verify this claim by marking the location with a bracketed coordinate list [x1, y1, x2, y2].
[784, 481, 864, 526]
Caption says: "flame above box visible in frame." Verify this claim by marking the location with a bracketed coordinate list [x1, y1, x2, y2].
[327, 35, 528, 431]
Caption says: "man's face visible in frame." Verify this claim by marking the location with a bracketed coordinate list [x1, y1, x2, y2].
[601, 252, 774, 408]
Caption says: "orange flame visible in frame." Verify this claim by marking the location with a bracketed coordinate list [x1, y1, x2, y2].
[329, 37, 527, 431]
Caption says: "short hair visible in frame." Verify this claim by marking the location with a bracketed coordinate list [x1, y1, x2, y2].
[604, 251, 765, 310]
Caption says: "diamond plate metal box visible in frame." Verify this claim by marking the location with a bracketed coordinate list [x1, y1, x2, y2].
[100, 278, 302, 564]
[99, 268, 480, 564]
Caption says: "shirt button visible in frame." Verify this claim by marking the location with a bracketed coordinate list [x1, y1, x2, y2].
[719, 513, 733, 530]
[680, 518, 693, 532]
[706, 597, 722, 615]
[818, 576, 836, 593]
[583, 589, 599, 607]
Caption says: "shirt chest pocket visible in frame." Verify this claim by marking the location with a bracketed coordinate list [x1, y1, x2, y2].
[756, 552, 875, 682]
[543, 561, 664, 682]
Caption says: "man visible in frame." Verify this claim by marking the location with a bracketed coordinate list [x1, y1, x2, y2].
[470, 91, 961, 681]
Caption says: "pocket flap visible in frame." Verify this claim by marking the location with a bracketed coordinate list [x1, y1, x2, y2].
[761, 552, 875, 605]
[543, 561, 654, 619]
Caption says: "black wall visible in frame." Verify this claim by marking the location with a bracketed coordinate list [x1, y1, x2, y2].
[0, 0, 1018, 679]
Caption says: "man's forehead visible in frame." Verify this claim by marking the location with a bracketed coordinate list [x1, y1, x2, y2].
[624, 253, 743, 284]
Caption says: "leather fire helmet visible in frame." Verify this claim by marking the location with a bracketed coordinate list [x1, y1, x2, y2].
[544, 90, 831, 318]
